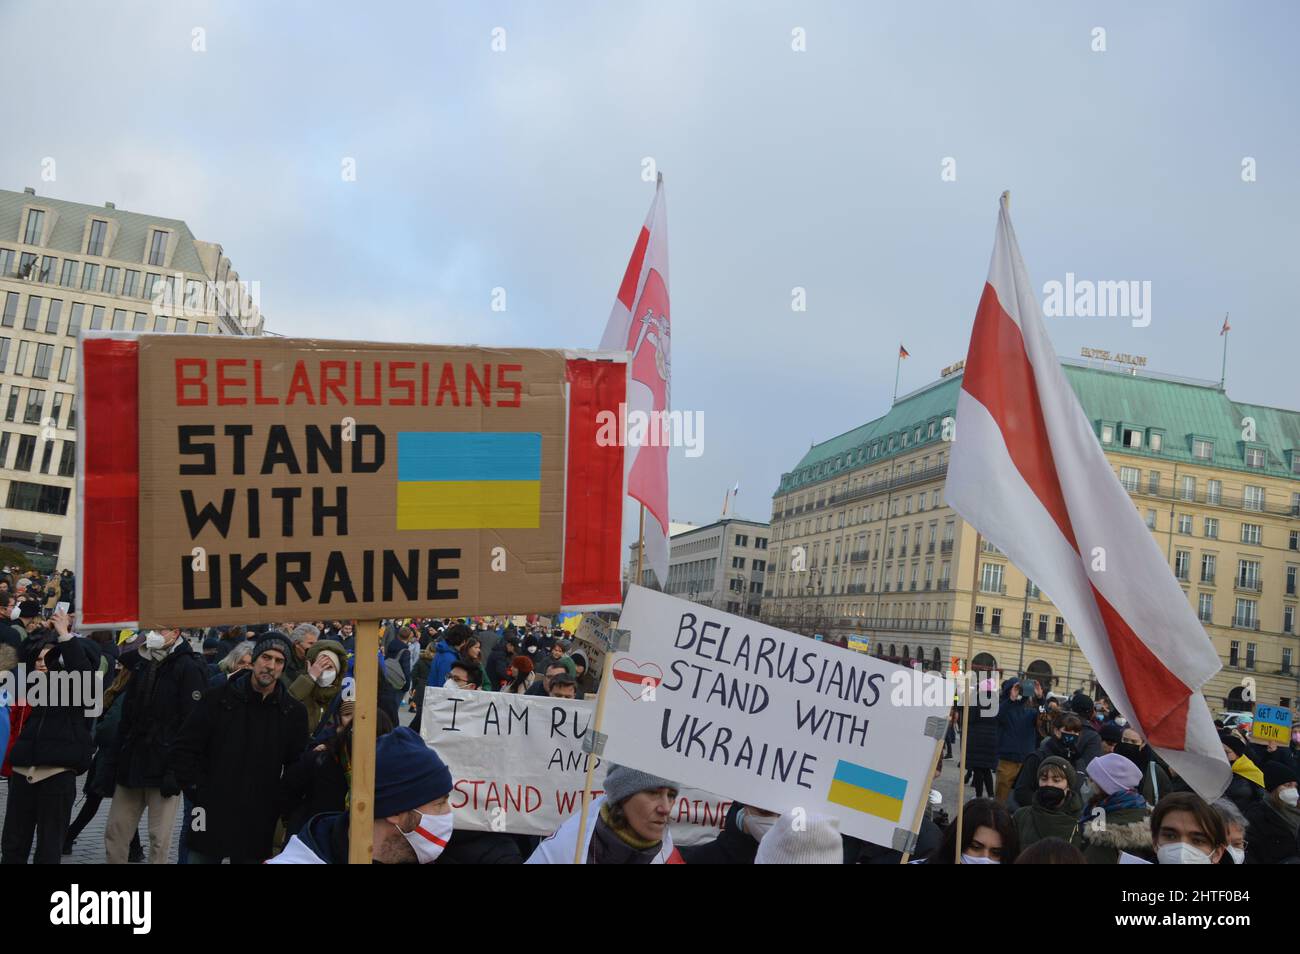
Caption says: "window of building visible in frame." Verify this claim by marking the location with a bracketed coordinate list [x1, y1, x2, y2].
[4, 387, 19, 422]
[735, 534, 748, 547]
[175, 318, 189, 334]
[1204, 517, 1218, 539]
[38, 441, 54, 475]
[0, 248, 11, 276]
[80, 263, 99, 291]
[17, 252, 36, 279]
[1149, 431, 1163, 452]
[0, 337, 8, 374]
[24, 209, 45, 244]
[1207, 479, 1222, 505]
[1245, 448, 1265, 469]
[23, 388, 45, 424]
[32, 344, 53, 380]
[13, 434, 37, 470]
[1198, 593, 1214, 623]
[1054, 617, 1064, 642]
[50, 392, 64, 428]
[1119, 466, 1140, 491]
[153, 315, 168, 332]
[1038, 614, 1049, 640]
[1241, 523, 1262, 545]
[132, 312, 147, 331]
[1287, 566, 1297, 596]
[1246, 643, 1256, 670]
[66, 396, 76, 430]
[149, 230, 168, 266]
[111, 309, 127, 331]
[0, 431, 8, 468]
[1177, 514, 1192, 535]
[1146, 470, 1160, 494]
[1243, 486, 1264, 512]
[974, 606, 985, 631]
[732, 556, 745, 569]
[1, 292, 16, 327]
[22, 295, 40, 331]
[122, 269, 140, 297]
[144, 273, 162, 301]
[990, 608, 1002, 635]
[44, 298, 61, 334]
[1201, 553, 1216, 583]
[66, 303, 83, 337]
[1238, 559, 1260, 590]
[89, 306, 105, 330]
[1192, 438, 1214, 460]
[1123, 427, 1143, 449]
[59, 260, 78, 287]
[1146, 509, 1157, 530]
[13, 340, 28, 375]
[5, 480, 71, 515]
[39, 255, 56, 282]
[87, 219, 108, 256]
[980, 563, 1004, 593]
[1286, 607, 1295, 636]
[1174, 550, 1191, 580]
[1100, 424, 1114, 444]
[101, 266, 119, 296]
[1234, 599, 1257, 629]
[1229, 640, 1239, 667]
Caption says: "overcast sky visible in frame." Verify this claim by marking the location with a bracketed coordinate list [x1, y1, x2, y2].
[4, 0, 1297, 539]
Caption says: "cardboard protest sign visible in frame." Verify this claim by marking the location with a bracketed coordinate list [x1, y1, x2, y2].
[76, 334, 628, 627]
[419, 687, 728, 844]
[601, 586, 950, 847]
[1251, 704, 1292, 746]
[570, 612, 611, 678]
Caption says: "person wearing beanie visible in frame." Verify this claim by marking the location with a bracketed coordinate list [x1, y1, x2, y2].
[1012, 755, 1085, 851]
[271, 726, 457, 864]
[1011, 711, 1086, 808]
[167, 634, 308, 863]
[1099, 722, 1125, 753]
[1243, 761, 1300, 864]
[280, 622, 320, 688]
[527, 763, 684, 864]
[288, 639, 348, 734]
[1079, 752, 1153, 864]
[753, 812, 842, 864]
[1219, 730, 1265, 813]
[994, 678, 1040, 803]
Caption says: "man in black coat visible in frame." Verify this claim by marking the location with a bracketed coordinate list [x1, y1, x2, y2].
[679, 802, 769, 864]
[0, 611, 101, 864]
[105, 627, 208, 863]
[169, 632, 307, 863]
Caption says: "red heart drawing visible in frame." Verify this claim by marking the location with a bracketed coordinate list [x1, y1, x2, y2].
[611, 658, 664, 702]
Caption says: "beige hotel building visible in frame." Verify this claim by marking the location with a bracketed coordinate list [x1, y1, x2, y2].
[761, 359, 1300, 714]
[0, 187, 265, 572]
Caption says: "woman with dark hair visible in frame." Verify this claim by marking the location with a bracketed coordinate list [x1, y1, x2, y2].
[925, 797, 1019, 864]
[963, 684, 999, 799]
[1015, 837, 1085, 864]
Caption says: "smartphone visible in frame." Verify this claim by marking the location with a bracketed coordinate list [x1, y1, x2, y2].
[55, 601, 70, 616]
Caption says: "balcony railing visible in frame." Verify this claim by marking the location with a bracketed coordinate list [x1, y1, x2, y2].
[826, 462, 950, 507]
[938, 580, 951, 591]
[850, 550, 869, 563]
[1235, 579, 1263, 594]
[1232, 617, 1261, 630]
[1127, 482, 1298, 517]
[927, 543, 935, 554]
[979, 583, 1007, 595]
[941, 540, 954, 553]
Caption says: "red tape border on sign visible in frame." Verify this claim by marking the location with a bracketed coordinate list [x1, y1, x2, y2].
[81, 338, 140, 626]
[562, 358, 626, 608]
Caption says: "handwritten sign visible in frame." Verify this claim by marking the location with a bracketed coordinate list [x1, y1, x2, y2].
[601, 586, 950, 847]
[1252, 705, 1293, 746]
[419, 687, 728, 844]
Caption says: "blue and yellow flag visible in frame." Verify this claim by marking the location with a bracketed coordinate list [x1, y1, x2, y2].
[826, 759, 907, 823]
[396, 432, 541, 530]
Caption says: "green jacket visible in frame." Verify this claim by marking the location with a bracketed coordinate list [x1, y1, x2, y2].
[1013, 792, 1085, 850]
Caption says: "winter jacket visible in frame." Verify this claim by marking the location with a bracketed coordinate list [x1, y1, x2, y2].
[679, 803, 758, 864]
[963, 696, 1000, 771]
[485, 641, 515, 690]
[270, 811, 523, 864]
[1073, 724, 1103, 773]
[288, 640, 346, 734]
[427, 640, 460, 692]
[996, 691, 1040, 762]
[1012, 736, 1081, 807]
[1243, 795, 1300, 865]
[86, 691, 127, 798]
[169, 670, 308, 861]
[7, 635, 101, 772]
[1013, 790, 1086, 850]
[279, 740, 350, 837]
[115, 639, 209, 790]
[1081, 803, 1153, 865]
[1224, 759, 1265, 814]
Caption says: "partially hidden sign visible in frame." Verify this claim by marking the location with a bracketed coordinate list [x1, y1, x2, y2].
[76, 334, 628, 627]
[601, 586, 950, 847]
[419, 687, 729, 844]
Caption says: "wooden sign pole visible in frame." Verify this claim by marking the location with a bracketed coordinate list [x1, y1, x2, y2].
[899, 733, 946, 864]
[349, 619, 381, 863]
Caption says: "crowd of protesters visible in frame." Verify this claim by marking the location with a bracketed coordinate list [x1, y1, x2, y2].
[3, 560, 1299, 864]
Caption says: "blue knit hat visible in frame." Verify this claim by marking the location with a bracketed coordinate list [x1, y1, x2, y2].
[374, 727, 453, 817]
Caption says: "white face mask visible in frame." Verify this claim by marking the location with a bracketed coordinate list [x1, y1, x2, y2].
[1157, 842, 1212, 865]
[317, 668, 337, 687]
[1280, 787, 1299, 807]
[1226, 845, 1245, 864]
[397, 810, 453, 864]
[444, 677, 460, 689]
[144, 631, 166, 650]
[739, 809, 777, 842]
[961, 854, 999, 865]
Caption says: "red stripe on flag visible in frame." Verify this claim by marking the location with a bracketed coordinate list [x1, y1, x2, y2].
[1090, 582, 1192, 749]
[81, 338, 140, 625]
[562, 358, 627, 607]
[616, 226, 651, 311]
[961, 283, 1079, 552]
[613, 668, 661, 687]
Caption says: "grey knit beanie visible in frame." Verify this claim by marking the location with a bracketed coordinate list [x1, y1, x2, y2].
[754, 813, 843, 864]
[601, 763, 679, 805]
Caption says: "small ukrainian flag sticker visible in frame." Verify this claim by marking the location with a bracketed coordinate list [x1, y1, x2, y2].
[396, 432, 541, 530]
[826, 759, 907, 823]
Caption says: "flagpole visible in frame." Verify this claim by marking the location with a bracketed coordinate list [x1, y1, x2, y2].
[573, 506, 647, 864]
[1219, 313, 1229, 390]
[954, 529, 982, 864]
[893, 348, 902, 404]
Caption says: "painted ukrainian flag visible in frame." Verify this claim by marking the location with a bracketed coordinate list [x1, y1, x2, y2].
[396, 432, 542, 530]
[826, 759, 907, 823]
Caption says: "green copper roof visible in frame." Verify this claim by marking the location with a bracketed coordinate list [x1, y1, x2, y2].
[777, 363, 1300, 495]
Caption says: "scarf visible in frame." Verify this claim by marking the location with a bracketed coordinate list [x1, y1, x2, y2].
[1232, 755, 1265, 788]
[587, 803, 662, 864]
[1086, 788, 1147, 819]
[1268, 792, 1300, 837]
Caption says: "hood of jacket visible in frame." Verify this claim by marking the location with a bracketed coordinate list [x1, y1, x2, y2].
[1083, 808, 1151, 850]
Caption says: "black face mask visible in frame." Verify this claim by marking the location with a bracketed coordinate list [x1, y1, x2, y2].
[1035, 785, 1068, 809]
[1116, 742, 1147, 767]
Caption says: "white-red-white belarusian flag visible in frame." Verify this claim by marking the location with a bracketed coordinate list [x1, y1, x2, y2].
[599, 176, 671, 588]
[947, 194, 1230, 800]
